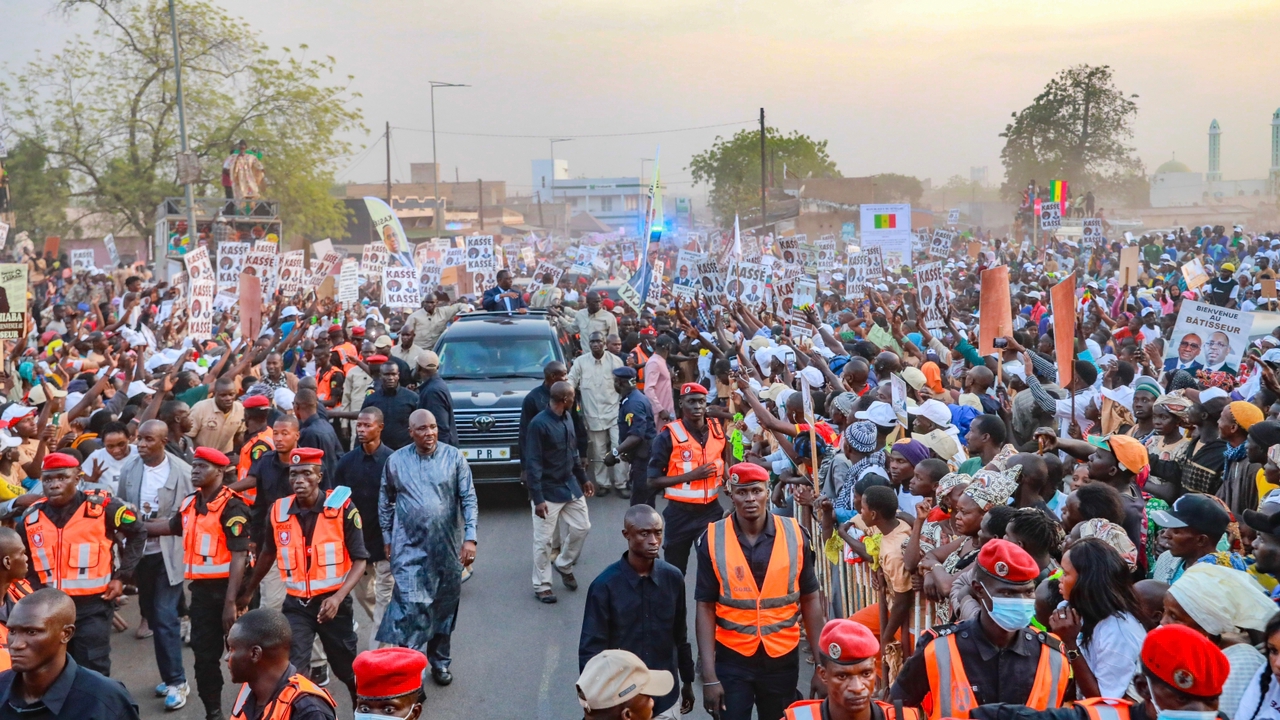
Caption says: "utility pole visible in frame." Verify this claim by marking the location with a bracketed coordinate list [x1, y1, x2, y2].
[429, 81, 469, 236]
[384, 121, 392, 206]
[759, 108, 767, 236]
[167, 0, 198, 280]
[536, 190, 544, 227]
[478, 179, 484, 231]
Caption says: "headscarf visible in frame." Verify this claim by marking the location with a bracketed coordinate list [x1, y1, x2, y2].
[922, 362, 945, 395]
[1154, 390, 1197, 423]
[890, 438, 930, 467]
[1167, 563, 1277, 636]
[1076, 518, 1138, 572]
[1168, 370, 1200, 392]
[963, 466, 1019, 511]
[1228, 401, 1264, 431]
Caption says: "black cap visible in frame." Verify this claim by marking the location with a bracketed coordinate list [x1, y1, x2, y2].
[1151, 493, 1230, 540]
[612, 367, 637, 380]
[1243, 495, 1280, 536]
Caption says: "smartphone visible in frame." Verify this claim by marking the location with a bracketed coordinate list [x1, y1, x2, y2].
[994, 338, 1009, 349]
[729, 358, 739, 372]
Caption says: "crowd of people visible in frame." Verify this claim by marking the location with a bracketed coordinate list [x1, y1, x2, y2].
[1, 214, 1280, 720]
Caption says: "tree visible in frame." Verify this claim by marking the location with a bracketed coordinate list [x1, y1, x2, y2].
[3, 139, 73, 241]
[999, 65, 1144, 203]
[688, 127, 839, 223]
[1, 0, 364, 241]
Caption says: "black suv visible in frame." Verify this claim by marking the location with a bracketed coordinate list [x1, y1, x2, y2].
[435, 310, 570, 483]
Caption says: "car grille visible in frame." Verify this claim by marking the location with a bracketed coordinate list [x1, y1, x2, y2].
[455, 408, 522, 445]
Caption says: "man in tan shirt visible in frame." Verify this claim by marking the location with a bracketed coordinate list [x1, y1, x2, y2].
[186, 377, 245, 453]
[390, 325, 424, 369]
[402, 295, 467, 351]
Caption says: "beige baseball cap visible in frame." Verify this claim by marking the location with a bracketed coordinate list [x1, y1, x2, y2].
[373, 334, 394, 349]
[576, 650, 673, 712]
[417, 350, 440, 370]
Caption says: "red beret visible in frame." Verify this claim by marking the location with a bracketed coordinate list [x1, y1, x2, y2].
[41, 453, 80, 472]
[353, 647, 427, 699]
[818, 619, 879, 664]
[193, 447, 230, 467]
[680, 382, 708, 396]
[977, 538, 1039, 583]
[640, 327, 657, 337]
[726, 462, 769, 486]
[351, 327, 366, 337]
[366, 355, 388, 363]
[289, 448, 324, 466]
[242, 395, 270, 409]
[1141, 624, 1229, 698]
[328, 324, 343, 333]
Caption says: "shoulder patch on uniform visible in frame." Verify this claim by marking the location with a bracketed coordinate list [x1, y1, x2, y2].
[250, 445, 268, 461]
[348, 507, 362, 530]
[224, 515, 248, 527]
[625, 413, 634, 425]
[115, 506, 137, 525]
[227, 517, 246, 536]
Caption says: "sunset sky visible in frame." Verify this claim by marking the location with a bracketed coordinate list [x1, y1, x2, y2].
[6, 0, 1279, 199]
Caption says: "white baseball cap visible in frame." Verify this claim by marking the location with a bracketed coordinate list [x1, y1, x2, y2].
[855, 401, 899, 428]
[576, 650, 673, 712]
[908, 398, 952, 428]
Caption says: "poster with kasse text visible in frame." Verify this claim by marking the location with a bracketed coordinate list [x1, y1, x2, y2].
[382, 266, 421, 308]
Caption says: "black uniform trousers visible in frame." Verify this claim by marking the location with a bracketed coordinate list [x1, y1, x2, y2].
[189, 579, 231, 712]
[283, 592, 358, 692]
[69, 596, 114, 676]
[718, 653, 800, 720]
[662, 499, 725, 576]
[627, 459, 655, 508]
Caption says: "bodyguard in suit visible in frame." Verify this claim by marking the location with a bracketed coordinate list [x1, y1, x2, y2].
[117, 420, 196, 710]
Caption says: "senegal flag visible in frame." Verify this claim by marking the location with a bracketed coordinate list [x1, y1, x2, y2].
[873, 214, 896, 229]
[1050, 180, 1068, 213]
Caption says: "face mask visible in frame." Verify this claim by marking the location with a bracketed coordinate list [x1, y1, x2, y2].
[980, 584, 1037, 632]
[1145, 678, 1218, 720]
[355, 711, 414, 720]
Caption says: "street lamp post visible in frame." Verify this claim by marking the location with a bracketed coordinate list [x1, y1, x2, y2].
[639, 158, 653, 238]
[549, 138, 572, 234]
[430, 81, 469, 236]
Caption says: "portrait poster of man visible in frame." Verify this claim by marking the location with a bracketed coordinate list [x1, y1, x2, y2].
[1165, 301, 1250, 375]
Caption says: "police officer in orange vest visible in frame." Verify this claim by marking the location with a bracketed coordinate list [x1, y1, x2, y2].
[647, 382, 731, 575]
[18, 452, 146, 676]
[0, 526, 32, 672]
[695, 462, 827, 720]
[890, 539, 1069, 720]
[227, 608, 337, 720]
[785, 619, 922, 720]
[238, 447, 367, 703]
[145, 446, 251, 720]
[237, 395, 275, 505]
[971, 624, 1229, 720]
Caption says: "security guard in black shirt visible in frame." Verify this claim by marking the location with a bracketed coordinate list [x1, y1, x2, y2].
[604, 367, 657, 508]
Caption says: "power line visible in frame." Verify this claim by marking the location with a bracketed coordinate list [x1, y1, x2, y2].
[338, 131, 385, 177]
[389, 119, 754, 140]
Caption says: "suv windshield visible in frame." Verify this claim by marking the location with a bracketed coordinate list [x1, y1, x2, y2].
[438, 334, 558, 380]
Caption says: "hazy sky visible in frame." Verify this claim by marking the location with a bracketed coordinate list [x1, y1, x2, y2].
[5, 0, 1280, 200]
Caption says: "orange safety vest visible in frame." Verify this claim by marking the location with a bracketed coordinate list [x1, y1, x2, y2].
[333, 342, 359, 374]
[631, 345, 649, 391]
[922, 631, 1069, 720]
[180, 486, 248, 580]
[706, 513, 803, 658]
[270, 488, 354, 600]
[22, 495, 114, 596]
[1076, 698, 1134, 720]
[0, 581, 33, 672]
[663, 418, 725, 504]
[786, 699, 922, 720]
[237, 427, 275, 504]
[230, 673, 336, 720]
[315, 366, 338, 403]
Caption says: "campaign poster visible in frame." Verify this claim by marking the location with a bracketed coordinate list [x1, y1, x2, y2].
[863, 245, 885, 278]
[465, 235, 495, 270]
[103, 234, 120, 267]
[947, 208, 960, 225]
[792, 277, 817, 308]
[364, 196, 411, 258]
[361, 243, 387, 277]
[382, 266, 421, 308]
[790, 308, 814, 339]
[217, 242, 249, 293]
[187, 279, 216, 341]
[1165, 302, 1250, 376]
[419, 264, 442, 296]
[253, 240, 278, 256]
[570, 247, 597, 277]
[620, 241, 637, 263]
[276, 250, 305, 297]
[1039, 201, 1061, 230]
[310, 252, 343, 291]
[645, 260, 666, 308]
[867, 236, 913, 271]
[443, 248, 465, 267]
[914, 261, 948, 330]
[696, 259, 725, 300]
[243, 251, 278, 301]
[337, 258, 360, 305]
[183, 246, 213, 284]
[527, 261, 564, 296]
[929, 229, 956, 259]
[1082, 218, 1104, 247]
[70, 248, 96, 273]
[860, 204, 912, 243]
[731, 262, 768, 305]
[846, 256, 871, 298]
[0, 264, 29, 340]
[672, 250, 703, 300]
[777, 236, 801, 267]
[815, 236, 837, 271]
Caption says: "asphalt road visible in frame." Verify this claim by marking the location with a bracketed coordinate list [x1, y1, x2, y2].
[116, 483, 814, 719]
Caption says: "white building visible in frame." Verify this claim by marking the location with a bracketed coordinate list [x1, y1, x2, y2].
[532, 159, 644, 234]
[1149, 113, 1280, 207]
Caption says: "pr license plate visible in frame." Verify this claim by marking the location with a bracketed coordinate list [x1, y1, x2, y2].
[462, 447, 510, 460]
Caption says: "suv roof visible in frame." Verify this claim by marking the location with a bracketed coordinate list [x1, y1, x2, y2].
[441, 310, 558, 340]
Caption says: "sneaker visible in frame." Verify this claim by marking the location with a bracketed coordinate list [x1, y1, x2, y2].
[311, 664, 330, 687]
[461, 566, 474, 584]
[164, 683, 189, 711]
[154, 682, 168, 698]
